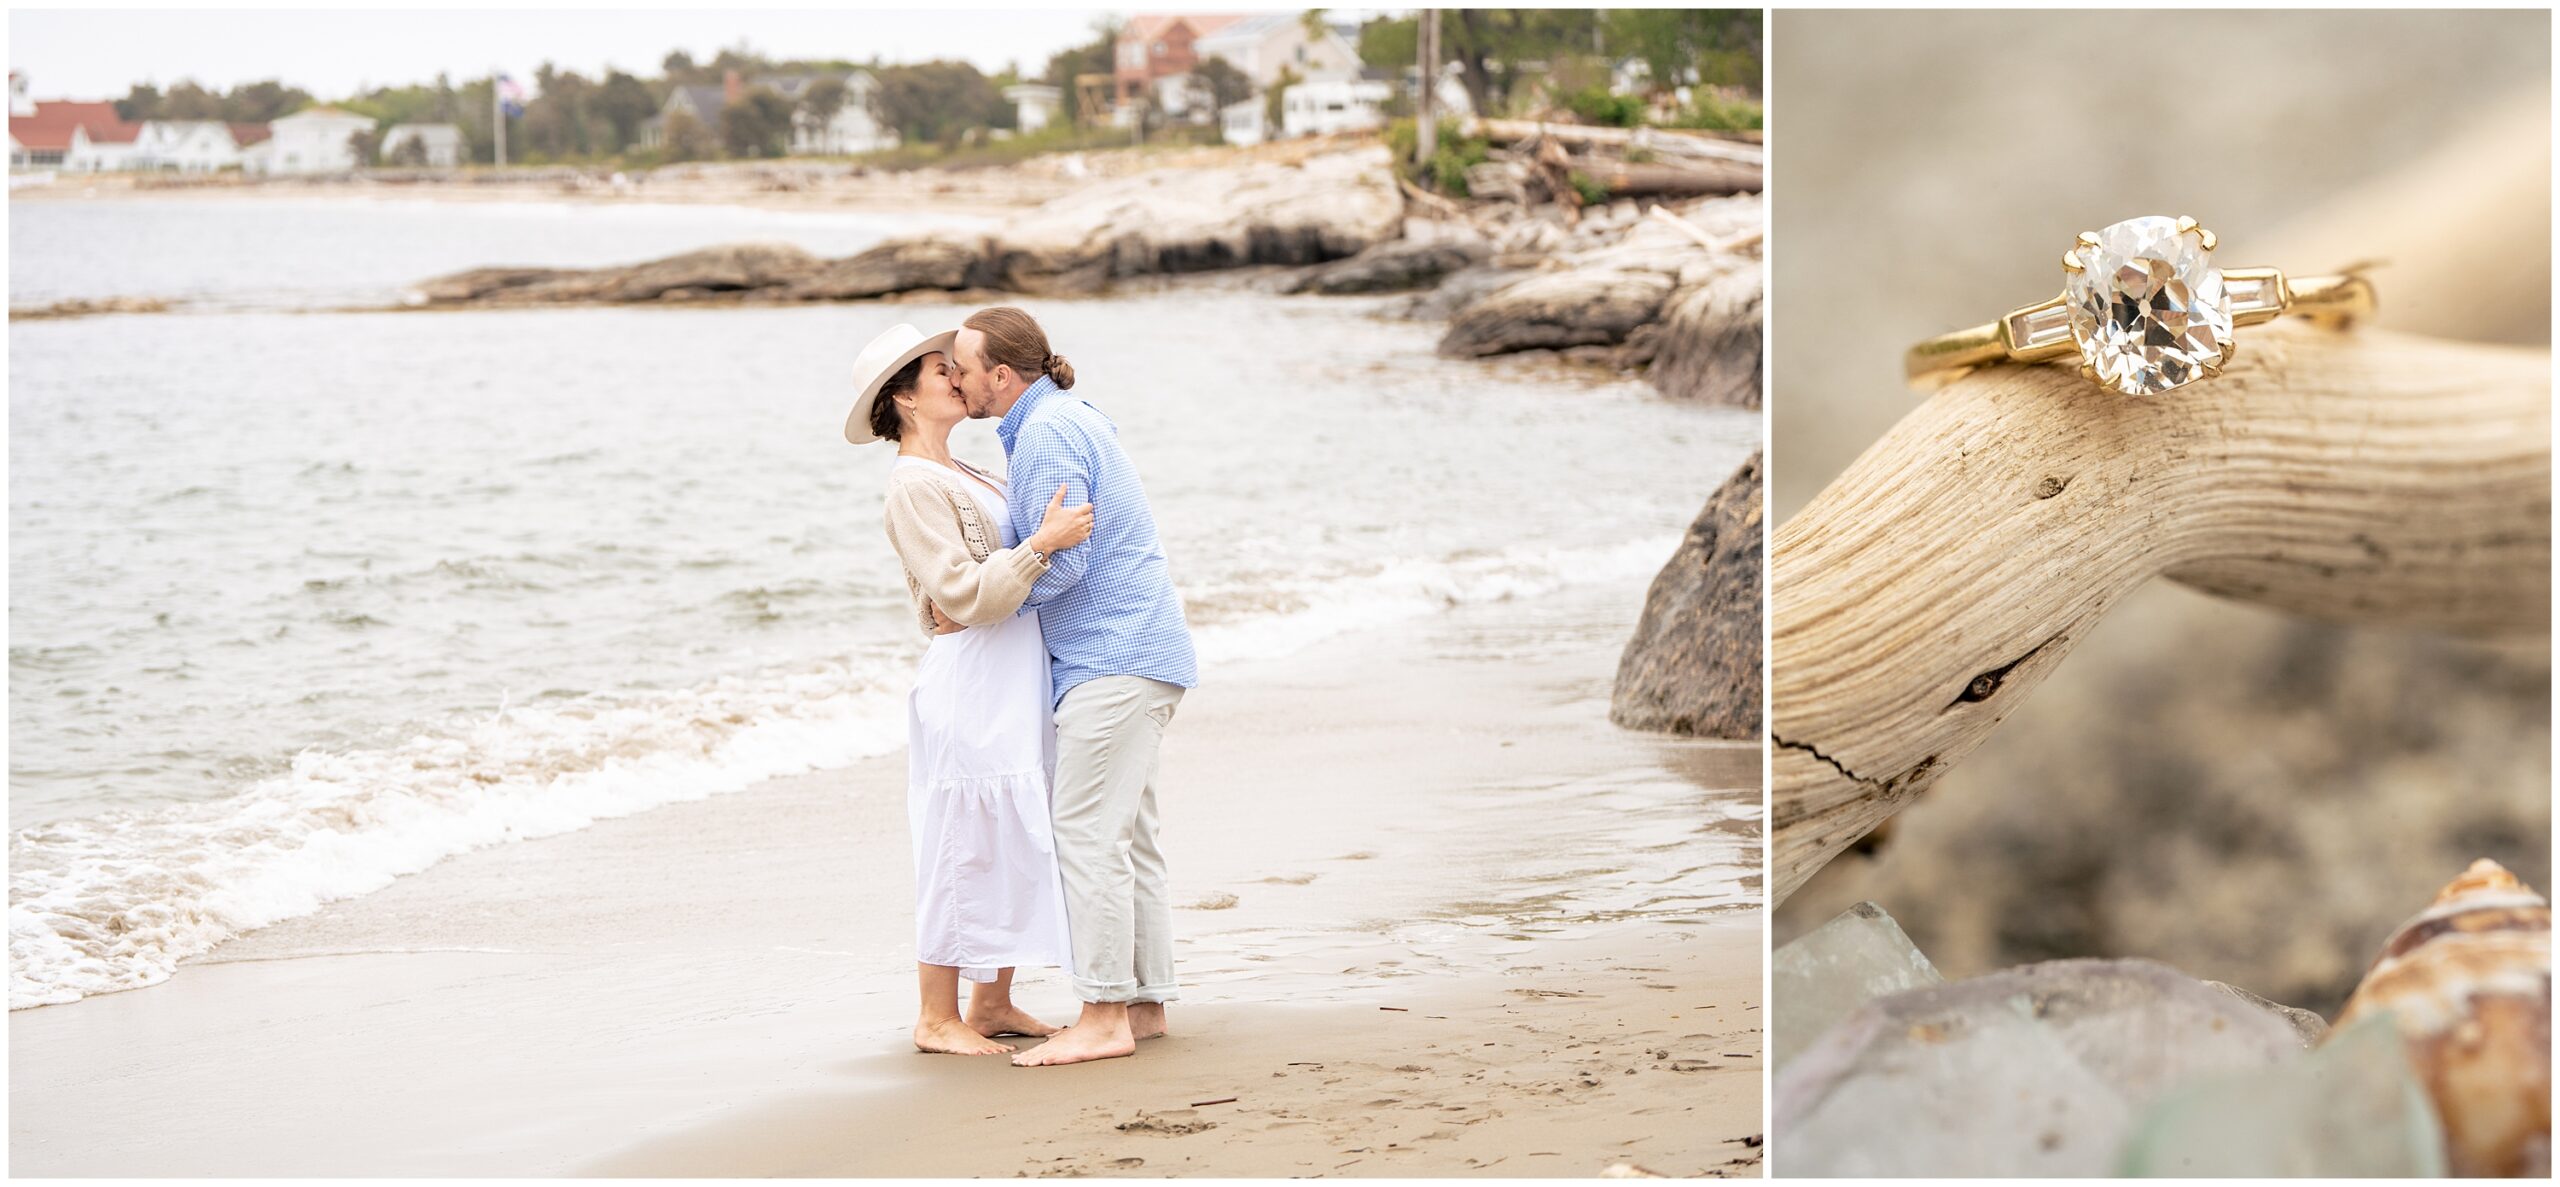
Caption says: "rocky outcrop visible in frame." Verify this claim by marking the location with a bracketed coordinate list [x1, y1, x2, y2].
[1282, 235, 1491, 295]
[405, 244, 825, 307]
[987, 146, 1404, 295]
[782, 237, 983, 300]
[406, 266, 585, 305]
[593, 242, 821, 301]
[1437, 268, 1677, 357]
[1632, 265, 1762, 408]
[9, 295, 173, 320]
[407, 149, 1405, 308]
[1428, 194, 1761, 392]
[1610, 450, 1762, 739]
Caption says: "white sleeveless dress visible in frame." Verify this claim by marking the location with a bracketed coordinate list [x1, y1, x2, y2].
[898, 457, 1072, 981]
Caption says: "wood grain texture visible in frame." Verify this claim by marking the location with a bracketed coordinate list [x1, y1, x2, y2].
[1771, 320, 2551, 904]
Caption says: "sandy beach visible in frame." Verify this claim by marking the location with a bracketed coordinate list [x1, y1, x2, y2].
[8, 578, 1763, 1178]
[3, 137, 1370, 219]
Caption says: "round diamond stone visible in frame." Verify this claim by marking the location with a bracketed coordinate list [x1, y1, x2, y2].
[2065, 216, 2231, 395]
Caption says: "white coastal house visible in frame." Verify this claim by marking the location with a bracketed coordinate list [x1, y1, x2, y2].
[1191, 12, 1364, 89]
[131, 120, 244, 171]
[641, 70, 898, 156]
[1004, 83, 1062, 134]
[1220, 98, 1266, 147]
[1280, 78, 1391, 139]
[258, 105, 377, 174]
[379, 122, 463, 167]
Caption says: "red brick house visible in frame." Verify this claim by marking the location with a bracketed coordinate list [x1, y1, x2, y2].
[1114, 13, 1247, 106]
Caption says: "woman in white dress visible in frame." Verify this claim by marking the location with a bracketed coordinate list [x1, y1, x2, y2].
[846, 324, 1094, 1056]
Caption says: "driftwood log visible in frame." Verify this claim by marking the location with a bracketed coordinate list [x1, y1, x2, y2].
[1770, 321, 2551, 904]
[1465, 118, 1765, 167]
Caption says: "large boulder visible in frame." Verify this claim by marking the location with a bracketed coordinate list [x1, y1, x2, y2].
[1435, 268, 1675, 357]
[784, 237, 984, 300]
[1610, 450, 1762, 738]
[1283, 236, 1491, 295]
[595, 242, 822, 301]
[1637, 265, 1762, 407]
[1389, 263, 1534, 322]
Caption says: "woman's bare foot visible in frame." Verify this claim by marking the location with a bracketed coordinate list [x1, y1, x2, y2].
[1130, 1002, 1169, 1040]
[1010, 1023, 1137, 1067]
[966, 1003, 1060, 1038]
[914, 1017, 1012, 1056]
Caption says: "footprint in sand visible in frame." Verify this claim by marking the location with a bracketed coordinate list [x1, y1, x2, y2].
[1184, 892, 1240, 910]
[1260, 872, 1319, 885]
[1116, 1110, 1218, 1136]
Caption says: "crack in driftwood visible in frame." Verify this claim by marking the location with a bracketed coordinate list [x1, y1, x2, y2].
[1770, 324, 2549, 905]
[1771, 733, 1870, 789]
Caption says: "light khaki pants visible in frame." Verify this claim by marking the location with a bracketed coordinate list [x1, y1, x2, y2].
[1050, 674, 1184, 1004]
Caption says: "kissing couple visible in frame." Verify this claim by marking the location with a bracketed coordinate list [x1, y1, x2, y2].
[844, 306, 1197, 1068]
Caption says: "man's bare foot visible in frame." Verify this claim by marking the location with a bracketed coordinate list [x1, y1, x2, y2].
[1130, 1002, 1169, 1040]
[966, 1003, 1061, 1038]
[1010, 1023, 1136, 1067]
[914, 1017, 1012, 1055]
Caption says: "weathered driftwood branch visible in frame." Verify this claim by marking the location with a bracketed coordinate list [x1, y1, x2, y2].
[1464, 118, 1765, 167]
[1571, 156, 1761, 199]
[1770, 321, 2551, 904]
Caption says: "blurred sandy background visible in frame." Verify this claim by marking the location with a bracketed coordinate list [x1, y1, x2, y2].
[1771, 9, 2551, 1015]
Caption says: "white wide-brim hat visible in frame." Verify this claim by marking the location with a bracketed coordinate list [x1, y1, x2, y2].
[844, 323, 959, 445]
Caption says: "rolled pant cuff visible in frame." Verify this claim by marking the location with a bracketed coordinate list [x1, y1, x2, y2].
[1074, 975, 1143, 1003]
[1130, 984, 1181, 1004]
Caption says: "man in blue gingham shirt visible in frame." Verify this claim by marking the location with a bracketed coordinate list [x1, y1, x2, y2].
[996, 381, 1197, 707]
[953, 307, 1196, 1068]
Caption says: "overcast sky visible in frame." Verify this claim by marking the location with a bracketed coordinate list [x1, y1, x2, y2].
[8, 7, 1141, 101]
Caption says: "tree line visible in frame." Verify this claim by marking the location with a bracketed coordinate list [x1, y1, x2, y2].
[1355, 9, 1761, 114]
[98, 11, 1761, 167]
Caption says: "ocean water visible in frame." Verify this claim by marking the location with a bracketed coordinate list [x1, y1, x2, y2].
[6, 198, 1758, 1009]
[7, 194, 991, 311]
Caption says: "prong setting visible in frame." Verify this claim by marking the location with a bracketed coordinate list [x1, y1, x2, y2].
[2062, 216, 2237, 396]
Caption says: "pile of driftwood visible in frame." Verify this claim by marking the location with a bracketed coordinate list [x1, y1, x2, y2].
[1456, 118, 1762, 217]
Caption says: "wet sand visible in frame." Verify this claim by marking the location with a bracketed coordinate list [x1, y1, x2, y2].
[8, 579, 1763, 1177]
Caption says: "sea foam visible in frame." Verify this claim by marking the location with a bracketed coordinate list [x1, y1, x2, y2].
[8, 535, 1672, 1010]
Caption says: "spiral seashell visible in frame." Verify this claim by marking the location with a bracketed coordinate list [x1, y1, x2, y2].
[2333, 859, 2551, 1177]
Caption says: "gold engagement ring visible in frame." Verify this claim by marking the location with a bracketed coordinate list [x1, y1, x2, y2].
[1905, 215, 2377, 396]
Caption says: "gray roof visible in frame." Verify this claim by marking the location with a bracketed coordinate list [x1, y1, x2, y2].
[663, 71, 870, 120]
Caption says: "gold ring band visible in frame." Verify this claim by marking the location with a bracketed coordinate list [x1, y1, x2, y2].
[1904, 216, 2379, 395]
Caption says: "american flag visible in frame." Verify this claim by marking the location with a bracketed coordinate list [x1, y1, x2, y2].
[496, 73, 526, 118]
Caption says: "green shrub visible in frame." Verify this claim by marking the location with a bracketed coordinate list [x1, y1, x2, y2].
[1666, 91, 1763, 132]
[1568, 170, 1611, 207]
[1562, 85, 1645, 129]
[1384, 117, 1491, 197]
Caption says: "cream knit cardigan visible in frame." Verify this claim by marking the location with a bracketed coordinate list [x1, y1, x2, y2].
[881, 461, 1050, 636]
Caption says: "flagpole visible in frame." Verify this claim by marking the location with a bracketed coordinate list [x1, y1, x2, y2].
[493, 69, 506, 168]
